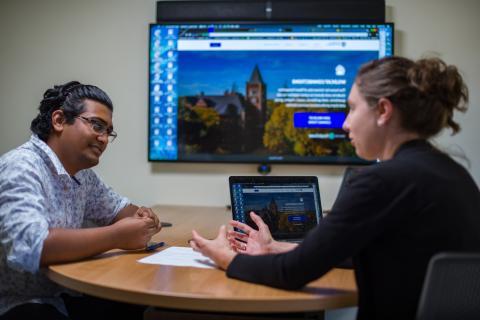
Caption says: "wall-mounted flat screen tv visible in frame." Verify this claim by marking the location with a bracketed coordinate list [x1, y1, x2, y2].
[148, 22, 394, 164]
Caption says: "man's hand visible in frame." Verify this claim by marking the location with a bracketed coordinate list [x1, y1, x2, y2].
[134, 206, 161, 230]
[40, 206, 163, 266]
[112, 216, 160, 250]
[190, 225, 237, 270]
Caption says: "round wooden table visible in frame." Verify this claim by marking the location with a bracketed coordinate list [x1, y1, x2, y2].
[47, 205, 357, 314]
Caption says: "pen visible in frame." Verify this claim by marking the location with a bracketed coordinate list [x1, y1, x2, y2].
[145, 241, 165, 251]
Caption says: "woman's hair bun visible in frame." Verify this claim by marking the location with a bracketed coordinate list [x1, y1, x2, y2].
[356, 56, 468, 137]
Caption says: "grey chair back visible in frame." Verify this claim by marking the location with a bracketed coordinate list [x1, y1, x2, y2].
[416, 252, 480, 320]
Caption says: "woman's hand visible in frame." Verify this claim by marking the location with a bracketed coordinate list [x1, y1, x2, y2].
[228, 211, 274, 255]
[190, 225, 237, 270]
[228, 211, 298, 254]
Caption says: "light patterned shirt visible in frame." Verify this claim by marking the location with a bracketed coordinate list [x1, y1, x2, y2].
[0, 135, 129, 315]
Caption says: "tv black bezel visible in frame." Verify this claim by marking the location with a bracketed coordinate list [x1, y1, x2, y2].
[147, 21, 394, 165]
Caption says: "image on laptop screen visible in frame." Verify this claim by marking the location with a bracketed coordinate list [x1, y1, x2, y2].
[229, 176, 322, 241]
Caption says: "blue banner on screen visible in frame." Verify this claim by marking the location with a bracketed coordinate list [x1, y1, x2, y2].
[288, 215, 307, 223]
[148, 23, 394, 164]
[293, 112, 346, 129]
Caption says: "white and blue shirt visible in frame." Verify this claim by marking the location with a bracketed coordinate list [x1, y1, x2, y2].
[0, 135, 130, 315]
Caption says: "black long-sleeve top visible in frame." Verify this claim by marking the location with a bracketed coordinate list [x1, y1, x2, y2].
[227, 140, 480, 320]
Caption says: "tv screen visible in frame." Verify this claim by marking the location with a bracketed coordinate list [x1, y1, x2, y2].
[148, 22, 394, 164]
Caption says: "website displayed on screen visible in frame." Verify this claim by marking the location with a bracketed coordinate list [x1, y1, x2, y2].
[231, 181, 322, 240]
[149, 23, 393, 164]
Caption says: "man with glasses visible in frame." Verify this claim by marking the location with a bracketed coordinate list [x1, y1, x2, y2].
[0, 81, 161, 320]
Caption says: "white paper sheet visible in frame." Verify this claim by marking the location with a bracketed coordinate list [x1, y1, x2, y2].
[138, 246, 216, 269]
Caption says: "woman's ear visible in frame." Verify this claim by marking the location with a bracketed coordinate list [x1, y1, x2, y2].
[376, 97, 394, 127]
[51, 109, 66, 133]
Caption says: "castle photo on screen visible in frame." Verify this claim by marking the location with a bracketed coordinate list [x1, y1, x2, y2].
[176, 51, 371, 160]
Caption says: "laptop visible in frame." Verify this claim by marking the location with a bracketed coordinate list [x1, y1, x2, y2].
[229, 176, 323, 243]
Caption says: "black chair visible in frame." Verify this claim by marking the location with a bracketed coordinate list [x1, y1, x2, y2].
[416, 252, 480, 320]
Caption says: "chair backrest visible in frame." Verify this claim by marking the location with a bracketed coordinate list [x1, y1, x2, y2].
[416, 252, 480, 320]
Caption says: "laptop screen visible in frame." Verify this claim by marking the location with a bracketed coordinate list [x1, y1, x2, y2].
[229, 176, 322, 241]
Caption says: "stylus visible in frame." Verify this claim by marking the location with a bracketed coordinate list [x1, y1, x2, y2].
[145, 241, 165, 251]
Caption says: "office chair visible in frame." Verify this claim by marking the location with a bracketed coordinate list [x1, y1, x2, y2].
[416, 252, 480, 320]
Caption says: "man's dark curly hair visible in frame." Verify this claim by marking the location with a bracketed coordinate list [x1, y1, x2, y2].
[30, 81, 113, 141]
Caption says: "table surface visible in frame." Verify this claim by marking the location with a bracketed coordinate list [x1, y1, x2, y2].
[47, 205, 357, 313]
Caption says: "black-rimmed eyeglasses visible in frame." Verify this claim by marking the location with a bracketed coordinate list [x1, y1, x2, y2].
[76, 116, 117, 143]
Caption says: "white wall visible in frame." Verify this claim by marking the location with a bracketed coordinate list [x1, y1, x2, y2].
[1, 0, 479, 209]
